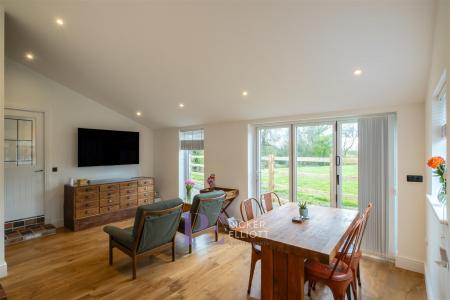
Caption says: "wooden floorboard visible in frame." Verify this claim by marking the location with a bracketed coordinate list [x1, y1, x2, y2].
[1, 219, 426, 299]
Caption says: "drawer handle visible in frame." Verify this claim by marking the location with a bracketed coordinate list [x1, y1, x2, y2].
[85, 203, 89, 207]
[108, 199, 112, 203]
[108, 207, 111, 211]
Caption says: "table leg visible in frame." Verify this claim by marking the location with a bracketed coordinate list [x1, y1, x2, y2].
[261, 245, 305, 300]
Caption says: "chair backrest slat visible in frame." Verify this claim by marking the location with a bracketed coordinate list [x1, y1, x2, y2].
[355, 202, 373, 253]
[331, 217, 363, 277]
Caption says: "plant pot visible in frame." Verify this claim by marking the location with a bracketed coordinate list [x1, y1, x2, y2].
[300, 208, 308, 218]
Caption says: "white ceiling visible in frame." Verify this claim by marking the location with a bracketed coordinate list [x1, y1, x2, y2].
[1, 0, 435, 128]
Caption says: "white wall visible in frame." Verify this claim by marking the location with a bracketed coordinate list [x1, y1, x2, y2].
[424, 0, 450, 298]
[154, 102, 426, 272]
[4, 59, 154, 227]
[0, 7, 7, 278]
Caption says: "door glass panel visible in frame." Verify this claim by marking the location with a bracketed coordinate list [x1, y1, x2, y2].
[258, 127, 290, 204]
[5, 119, 17, 140]
[18, 120, 33, 141]
[4, 141, 17, 163]
[296, 124, 334, 206]
[340, 122, 358, 209]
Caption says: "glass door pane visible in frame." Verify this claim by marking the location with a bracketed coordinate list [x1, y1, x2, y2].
[296, 124, 334, 206]
[338, 121, 359, 209]
[257, 127, 290, 204]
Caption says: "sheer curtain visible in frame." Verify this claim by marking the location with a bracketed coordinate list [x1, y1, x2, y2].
[358, 114, 396, 258]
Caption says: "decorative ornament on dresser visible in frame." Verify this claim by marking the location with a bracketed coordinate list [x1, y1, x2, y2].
[427, 156, 447, 205]
[207, 173, 216, 190]
[184, 179, 195, 200]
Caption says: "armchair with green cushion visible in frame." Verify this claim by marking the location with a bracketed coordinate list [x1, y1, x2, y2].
[177, 190, 226, 253]
[103, 198, 183, 279]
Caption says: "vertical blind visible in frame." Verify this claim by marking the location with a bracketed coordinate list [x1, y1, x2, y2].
[180, 129, 204, 150]
[358, 115, 395, 258]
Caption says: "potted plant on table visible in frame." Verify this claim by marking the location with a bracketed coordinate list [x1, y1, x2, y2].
[427, 156, 447, 205]
[185, 179, 196, 201]
[298, 201, 308, 218]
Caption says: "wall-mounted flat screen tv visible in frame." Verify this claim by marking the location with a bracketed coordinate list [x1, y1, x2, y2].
[78, 128, 139, 167]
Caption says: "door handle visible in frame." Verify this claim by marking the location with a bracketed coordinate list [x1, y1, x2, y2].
[34, 170, 44, 172]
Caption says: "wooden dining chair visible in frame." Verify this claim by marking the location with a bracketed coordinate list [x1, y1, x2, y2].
[259, 192, 282, 213]
[347, 203, 373, 289]
[240, 198, 264, 294]
[306, 217, 364, 300]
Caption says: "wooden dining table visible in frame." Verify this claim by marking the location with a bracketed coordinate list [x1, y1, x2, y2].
[231, 202, 359, 300]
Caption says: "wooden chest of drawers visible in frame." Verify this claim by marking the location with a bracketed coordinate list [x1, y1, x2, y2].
[64, 177, 155, 231]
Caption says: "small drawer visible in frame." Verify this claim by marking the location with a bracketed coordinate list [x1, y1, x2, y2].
[120, 194, 137, 202]
[100, 205, 120, 214]
[100, 184, 119, 192]
[120, 199, 138, 209]
[138, 186, 154, 193]
[76, 186, 99, 194]
[138, 198, 152, 206]
[76, 207, 99, 219]
[138, 192, 151, 199]
[76, 192, 98, 202]
[100, 190, 119, 198]
[120, 181, 137, 188]
[138, 178, 153, 187]
[100, 195, 119, 207]
[75, 200, 99, 209]
[120, 187, 137, 196]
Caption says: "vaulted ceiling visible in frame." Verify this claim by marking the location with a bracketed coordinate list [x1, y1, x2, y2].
[0, 0, 436, 128]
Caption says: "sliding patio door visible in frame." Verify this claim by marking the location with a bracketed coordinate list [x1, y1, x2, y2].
[295, 123, 335, 207]
[257, 126, 291, 204]
[256, 120, 359, 209]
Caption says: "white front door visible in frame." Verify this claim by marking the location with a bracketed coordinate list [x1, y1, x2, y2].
[4, 109, 45, 222]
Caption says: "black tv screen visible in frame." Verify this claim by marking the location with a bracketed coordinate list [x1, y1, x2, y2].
[78, 128, 139, 167]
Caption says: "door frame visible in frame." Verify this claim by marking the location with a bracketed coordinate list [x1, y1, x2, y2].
[4, 106, 48, 222]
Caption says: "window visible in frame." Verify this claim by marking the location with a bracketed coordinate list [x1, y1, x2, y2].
[431, 80, 447, 196]
[179, 129, 205, 197]
[4, 117, 35, 166]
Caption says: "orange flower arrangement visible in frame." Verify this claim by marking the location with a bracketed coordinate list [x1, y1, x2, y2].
[427, 156, 447, 204]
[427, 156, 445, 169]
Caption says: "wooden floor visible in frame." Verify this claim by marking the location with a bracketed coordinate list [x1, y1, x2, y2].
[1, 219, 426, 300]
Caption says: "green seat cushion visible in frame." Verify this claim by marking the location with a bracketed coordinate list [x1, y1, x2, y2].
[103, 226, 134, 248]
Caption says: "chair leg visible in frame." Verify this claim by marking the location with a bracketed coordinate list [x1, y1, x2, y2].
[172, 239, 176, 262]
[351, 279, 357, 300]
[109, 238, 113, 265]
[346, 285, 352, 300]
[188, 234, 192, 254]
[307, 280, 313, 296]
[247, 249, 257, 294]
[215, 224, 219, 242]
[132, 255, 137, 280]
[357, 264, 361, 286]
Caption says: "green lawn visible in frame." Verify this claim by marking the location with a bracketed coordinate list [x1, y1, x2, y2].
[260, 164, 358, 209]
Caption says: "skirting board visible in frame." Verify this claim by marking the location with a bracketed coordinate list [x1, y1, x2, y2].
[0, 261, 7, 278]
[395, 256, 424, 274]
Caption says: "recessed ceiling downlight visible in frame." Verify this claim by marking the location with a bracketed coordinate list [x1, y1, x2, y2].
[242, 91, 249, 96]
[136, 111, 142, 116]
[179, 103, 185, 108]
[353, 69, 363, 76]
[25, 52, 34, 60]
[56, 18, 64, 26]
